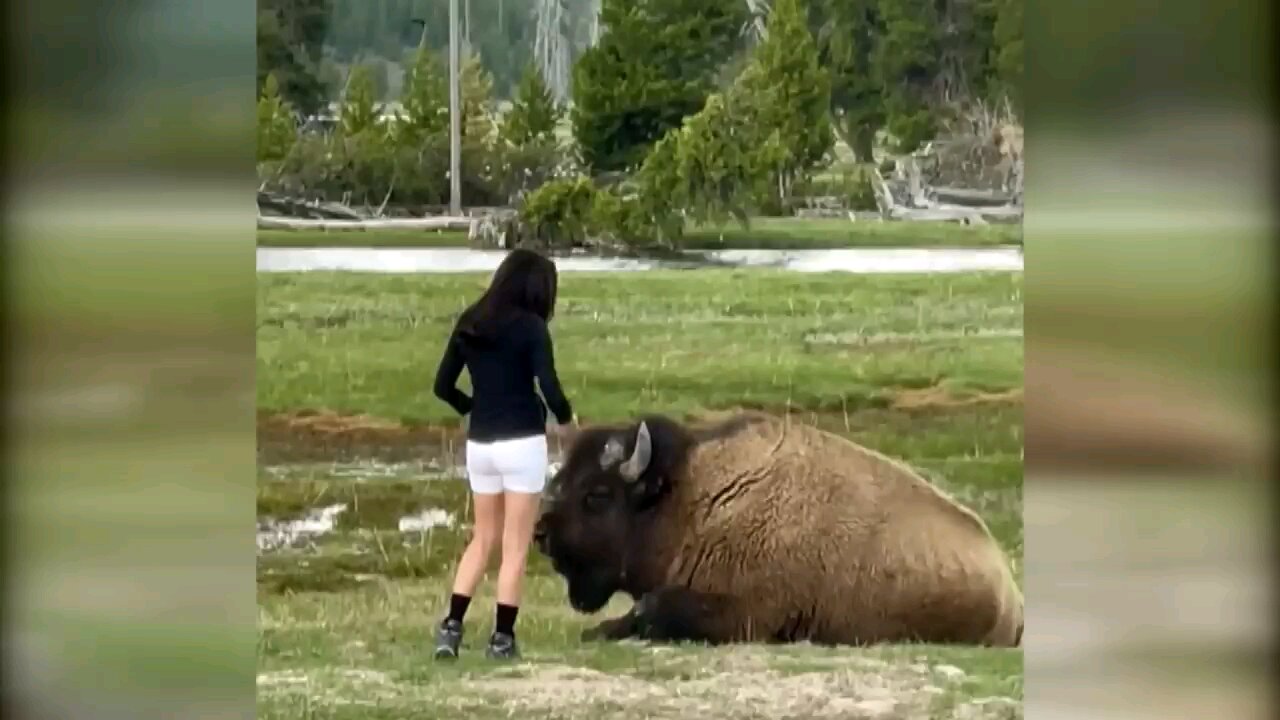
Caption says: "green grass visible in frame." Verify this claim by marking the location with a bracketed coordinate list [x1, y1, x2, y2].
[258, 229, 470, 248]
[257, 270, 1022, 423]
[257, 269, 1023, 718]
[682, 216, 1021, 249]
[256, 217, 1021, 250]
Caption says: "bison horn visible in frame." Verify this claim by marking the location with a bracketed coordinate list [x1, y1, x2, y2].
[619, 421, 652, 482]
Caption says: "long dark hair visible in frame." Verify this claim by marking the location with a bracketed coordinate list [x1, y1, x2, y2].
[456, 248, 559, 343]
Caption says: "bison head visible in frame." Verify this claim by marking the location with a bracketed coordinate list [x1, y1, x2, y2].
[534, 417, 683, 613]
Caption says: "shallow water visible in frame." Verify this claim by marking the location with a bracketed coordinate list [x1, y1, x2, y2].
[257, 503, 347, 551]
[397, 508, 455, 532]
[256, 246, 1023, 274]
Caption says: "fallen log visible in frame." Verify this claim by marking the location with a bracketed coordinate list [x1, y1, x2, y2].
[926, 187, 1015, 208]
[974, 205, 1023, 224]
[888, 207, 987, 224]
[256, 215, 474, 232]
[887, 205, 1023, 225]
[256, 192, 366, 220]
[869, 170, 898, 220]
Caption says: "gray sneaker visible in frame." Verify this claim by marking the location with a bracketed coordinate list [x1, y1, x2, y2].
[434, 618, 463, 660]
[485, 631, 519, 660]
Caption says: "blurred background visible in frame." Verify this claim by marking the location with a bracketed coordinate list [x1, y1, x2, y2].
[1, 1, 1274, 719]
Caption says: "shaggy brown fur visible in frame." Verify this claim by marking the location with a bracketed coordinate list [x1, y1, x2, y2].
[536, 410, 1023, 647]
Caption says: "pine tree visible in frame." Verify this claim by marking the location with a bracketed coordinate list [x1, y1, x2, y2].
[571, 0, 749, 172]
[461, 49, 498, 146]
[737, 0, 833, 200]
[341, 64, 380, 137]
[990, 0, 1023, 112]
[367, 59, 391, 102]
[938, 0, 998, 105]
[257, 0, 332, 116]
[257, 72, 298, 162]
[872, 0, 942, 153]
[503, 64, 563, 147]
[815, 0, 884, 162]
[399, 46, 448, 144]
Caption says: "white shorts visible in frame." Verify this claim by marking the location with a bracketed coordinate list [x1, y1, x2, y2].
[465, 434, 548, 495]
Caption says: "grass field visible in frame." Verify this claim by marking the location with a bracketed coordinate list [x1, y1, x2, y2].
[257, 229, 471, 248]
[682, 217, 1020, 249]
[257, 269, 1024, 719]
[256, 217, 1021, 250]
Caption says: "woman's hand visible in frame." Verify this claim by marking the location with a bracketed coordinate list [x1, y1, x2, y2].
[549, 414, 580, 443]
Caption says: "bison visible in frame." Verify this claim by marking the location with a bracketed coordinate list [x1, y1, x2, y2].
[533, 410, 1023, 647]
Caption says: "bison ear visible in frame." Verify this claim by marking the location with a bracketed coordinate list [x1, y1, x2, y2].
[619, 421, 652, 483]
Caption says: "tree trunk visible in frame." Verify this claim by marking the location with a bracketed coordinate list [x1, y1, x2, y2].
[834, 114, 877, 164]
[852, 124, 876, 165]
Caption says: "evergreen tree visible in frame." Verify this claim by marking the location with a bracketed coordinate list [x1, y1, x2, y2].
[737, 0, 833, 200]
[399, 46, 449, 144]
[571, 0, 749, 172]
[257, 0, 333, 116]
[342, 64, 380, 137]
[815, 0, 884, 162]
[872, 0, 942, 153]
[939, 0, 998, 104]
[990, 0, 1023, 111]
[461, 49, 498, 146]
[327, 0, 551, 99]
[367, 59, 391, 102]
[503, 64, 563, 147]
[257, 73, 298, 162]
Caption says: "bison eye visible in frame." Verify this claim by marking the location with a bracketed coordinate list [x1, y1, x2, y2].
[583, 485, 612, 512]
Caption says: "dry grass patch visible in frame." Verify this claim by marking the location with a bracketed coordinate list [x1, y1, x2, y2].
[257, 647, 1021, 719]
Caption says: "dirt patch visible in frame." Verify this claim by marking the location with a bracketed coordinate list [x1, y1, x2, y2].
[256, 652, 1020, 719]
[890, 386, 1023, 410]
[457, 651, 993, 719]
[258, 410, 462, 464]
[258, 391, 1023, 464]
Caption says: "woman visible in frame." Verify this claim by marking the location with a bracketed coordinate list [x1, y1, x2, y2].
[431, 248, 575, 660]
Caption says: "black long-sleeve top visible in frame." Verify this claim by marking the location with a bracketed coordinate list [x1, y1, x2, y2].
[432, 312, 574, 442]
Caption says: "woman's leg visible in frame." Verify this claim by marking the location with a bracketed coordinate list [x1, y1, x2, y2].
[496, 488, 542, 609]
[488, 435, 548, 655]
[436, 445, 505, 659]
[450, 490, 504, 599]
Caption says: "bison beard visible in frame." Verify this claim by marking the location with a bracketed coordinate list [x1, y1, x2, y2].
[543, 548, 618, 614]
[536, 411, 1025, 648]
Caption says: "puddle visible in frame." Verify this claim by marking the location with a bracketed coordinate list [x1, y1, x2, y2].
[397, 509, 455, 532]
[257, 503, 347, 551]
[256, 247, 1023, 274]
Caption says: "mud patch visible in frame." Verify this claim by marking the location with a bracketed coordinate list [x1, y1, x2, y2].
[889, 386, 1023, 410]
[257, 410, 462, 465]
[258, 400, 1020, 465]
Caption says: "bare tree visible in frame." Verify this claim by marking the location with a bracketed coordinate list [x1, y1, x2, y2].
[533, 0, 605, 104]
[533, 0, 573, 102]
[744, 0, 770, 43]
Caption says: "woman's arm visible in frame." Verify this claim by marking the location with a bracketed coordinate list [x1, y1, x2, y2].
[433, 330, 473, 416]
[531, 319, 574, 425]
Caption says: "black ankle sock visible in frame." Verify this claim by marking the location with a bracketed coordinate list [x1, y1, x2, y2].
[447, 593, 472, 623]
[495, 603, 519, 636]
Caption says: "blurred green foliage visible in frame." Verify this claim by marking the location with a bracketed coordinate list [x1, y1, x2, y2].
[571, 0, 749, 172]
